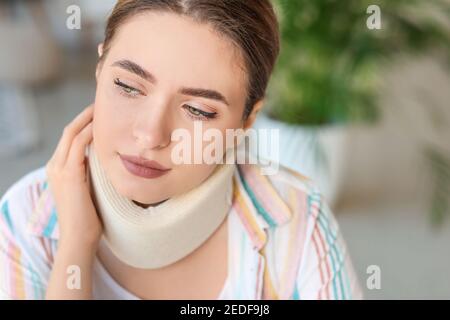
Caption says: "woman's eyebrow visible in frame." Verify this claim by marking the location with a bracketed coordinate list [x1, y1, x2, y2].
[111, 59, 230, 107]
[112, 59, 157, 83]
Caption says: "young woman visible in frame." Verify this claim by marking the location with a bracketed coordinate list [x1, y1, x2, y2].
[0, 0, 362, 300]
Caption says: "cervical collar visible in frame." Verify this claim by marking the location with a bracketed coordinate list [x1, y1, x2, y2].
[87, 144, 235, 269]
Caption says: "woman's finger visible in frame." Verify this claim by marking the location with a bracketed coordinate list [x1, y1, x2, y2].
[66, 121, 94, 170]
[51, 105, 94, 167]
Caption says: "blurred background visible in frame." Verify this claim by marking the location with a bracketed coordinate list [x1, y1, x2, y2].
[0, 0, 449, 299]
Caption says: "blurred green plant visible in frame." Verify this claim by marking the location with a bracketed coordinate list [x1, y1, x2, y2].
[425, 148, 450, 226]
[266, 0, 450, 224]
[267, 0, 450, 125]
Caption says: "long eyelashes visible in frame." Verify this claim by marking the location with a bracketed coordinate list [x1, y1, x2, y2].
[182, 104, 217, 121]
[114, 78, 142, 98]
[113, 78, 218, 121]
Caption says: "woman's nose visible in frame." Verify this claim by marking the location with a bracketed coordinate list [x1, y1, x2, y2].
[132, 103, 172, 150]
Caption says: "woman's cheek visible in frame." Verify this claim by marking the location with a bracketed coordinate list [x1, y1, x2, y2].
[96, 85, 130, 123]
[96, 90, 139, 141]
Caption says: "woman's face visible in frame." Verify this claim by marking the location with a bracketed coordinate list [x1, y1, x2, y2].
[93, 12, 260, 206]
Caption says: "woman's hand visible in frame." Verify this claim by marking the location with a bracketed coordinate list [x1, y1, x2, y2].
[46, 104, 101, 246]
[45, 104, 101, 300]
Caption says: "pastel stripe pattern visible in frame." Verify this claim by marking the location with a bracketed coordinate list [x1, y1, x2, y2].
[0, 164, 362, 300]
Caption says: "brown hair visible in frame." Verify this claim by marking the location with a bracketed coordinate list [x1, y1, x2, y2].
[100, 0, 280, 120]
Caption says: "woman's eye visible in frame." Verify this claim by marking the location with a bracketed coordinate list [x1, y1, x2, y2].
[183, 104, 217, 120]
[189, 107, 201, 116]
[114, 78, 142, 97]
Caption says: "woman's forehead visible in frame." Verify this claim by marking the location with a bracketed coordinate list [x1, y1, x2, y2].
[106, 12, 247, 104]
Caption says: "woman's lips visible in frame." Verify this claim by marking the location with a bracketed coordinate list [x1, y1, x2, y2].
[119, 153, 171, 179]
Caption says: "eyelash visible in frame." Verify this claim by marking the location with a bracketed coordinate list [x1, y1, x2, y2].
[182, 105, 217, 121]
[113, 78, 217, 121]
[114, 78, 142, 98]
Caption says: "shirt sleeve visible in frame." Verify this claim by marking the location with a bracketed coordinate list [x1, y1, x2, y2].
[0, 180, 49, 300]
[294, 191, 363, 300]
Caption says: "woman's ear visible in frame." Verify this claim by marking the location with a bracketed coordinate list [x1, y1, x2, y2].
[95, 43, 104, 80]
[243, 99, 264, 130]
[97, 43, 104, 58]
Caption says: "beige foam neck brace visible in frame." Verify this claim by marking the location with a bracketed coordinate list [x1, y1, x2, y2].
[87, 144, 235, 269]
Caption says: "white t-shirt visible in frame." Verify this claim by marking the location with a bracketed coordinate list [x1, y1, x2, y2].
[91, 237, 231, 300]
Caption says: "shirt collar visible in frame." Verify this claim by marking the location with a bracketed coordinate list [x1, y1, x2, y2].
[232, 163, 292, 250]
[27, 164, 293, 249]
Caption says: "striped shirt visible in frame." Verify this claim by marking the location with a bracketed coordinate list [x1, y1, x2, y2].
[0, 163, 362, 300]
